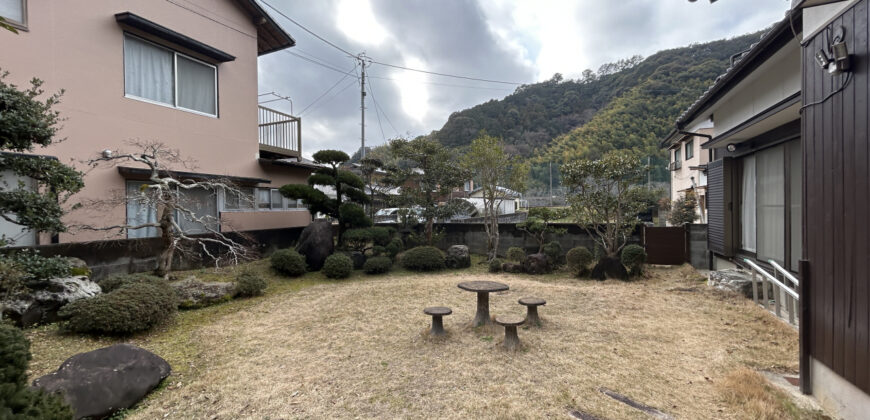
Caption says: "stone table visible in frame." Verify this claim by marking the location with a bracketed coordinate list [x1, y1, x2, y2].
[457, 280, 509, 327]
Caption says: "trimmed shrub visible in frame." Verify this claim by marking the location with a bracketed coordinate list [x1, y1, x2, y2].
[342, 228, 373, 252]
[0, 250, 70, 286]
[506, 247, 527, 263]
[542, 241, 563, 265]
[0, 324, 73, 419]
[385, 238, 404, 259]
[566, 246, 594, 277]
[96, 273, 164, 293]
[270, 249, 307, 277]
[401, 246, 446, 272]
[235, 270, 267, 297]
[322, 254, 353, 279]
[59, 281, 178, 335]
[369, 226, 396, 246]
[371, 245, 387, 257]
[489, 258, 504, 273]
[363, 256, 392, 275]
[621, 244, 647, 277]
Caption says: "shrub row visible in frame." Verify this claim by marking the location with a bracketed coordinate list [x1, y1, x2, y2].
[271, 249, 307, 277]
[401, 246, 445, 272]
[323, 254, 353, 279]
[59, 279, 178, 335]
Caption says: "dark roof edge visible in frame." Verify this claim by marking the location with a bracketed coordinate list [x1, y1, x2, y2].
[115, 12, 236, 62]
[258, 158, 321, 170]
[117, 166, 270, 185]
[235, 0, 296, 55]
[676, 11, 801, 128]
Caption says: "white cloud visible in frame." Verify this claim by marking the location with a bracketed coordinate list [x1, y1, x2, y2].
[336, 0, 389, 46]
[392, 56, 430, 123]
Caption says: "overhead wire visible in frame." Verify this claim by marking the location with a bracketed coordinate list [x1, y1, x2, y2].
[260, 0, 357, 58]
[298, 64, 359, 116]
[366, 78, 401, 137]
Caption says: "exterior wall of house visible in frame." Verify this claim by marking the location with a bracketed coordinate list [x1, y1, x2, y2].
[669, 129, 712, 223]
[802, 0, 870, 410]
[0, 0, 309, 243]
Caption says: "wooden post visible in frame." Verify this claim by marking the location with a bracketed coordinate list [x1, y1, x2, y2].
[798, 259, 811, 395]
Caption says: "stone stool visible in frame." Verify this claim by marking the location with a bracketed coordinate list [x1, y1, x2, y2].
[495, 315, 525, 351]
[518, 297, 546, 326]
[423, 306, 452, 336]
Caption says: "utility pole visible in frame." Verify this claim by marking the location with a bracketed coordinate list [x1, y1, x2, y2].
[358, 53, 368, 159]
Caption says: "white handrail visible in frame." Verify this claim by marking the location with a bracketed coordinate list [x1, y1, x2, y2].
[743, 258, 799, 300]
[768, 260, 799, 287]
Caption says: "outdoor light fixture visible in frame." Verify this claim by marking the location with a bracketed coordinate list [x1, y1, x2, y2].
[815, 49, 831, 70]
[816, 26, 851, 75]
[726, 143, 737, 153]
[831, 40, 850, 73]
[102, 149, 113, 158]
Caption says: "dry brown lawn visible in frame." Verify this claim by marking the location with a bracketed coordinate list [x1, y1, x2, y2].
[27, 263, 808, 419]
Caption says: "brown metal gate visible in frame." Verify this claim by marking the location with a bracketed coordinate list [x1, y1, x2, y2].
[643, 226, 687, 265]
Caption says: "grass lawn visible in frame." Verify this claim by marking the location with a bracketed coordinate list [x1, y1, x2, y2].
[25, 257, 820, 419]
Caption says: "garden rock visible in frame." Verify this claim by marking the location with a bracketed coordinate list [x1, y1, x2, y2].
[708, 268, 758, 298]
[445, 245, 471, 269]
[523, 253, 551, 275]
[502, 262, 524, 273]
[32, 344, 171, 420]
[171, 277, 235, 309]
[296, 220, 334, 271]
[1, 276, 101, 328]
[349, 251, 366, 270]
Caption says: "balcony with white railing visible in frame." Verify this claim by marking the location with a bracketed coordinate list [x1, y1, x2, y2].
[258, 106, 301, 158]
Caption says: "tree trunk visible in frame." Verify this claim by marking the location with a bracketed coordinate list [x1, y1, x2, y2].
[590, 255, 628, 281]
[155, 207, 174, 278]
[425, 218, 434, 245]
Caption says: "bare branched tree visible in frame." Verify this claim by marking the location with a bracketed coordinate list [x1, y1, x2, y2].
[73, 140, 255, 277]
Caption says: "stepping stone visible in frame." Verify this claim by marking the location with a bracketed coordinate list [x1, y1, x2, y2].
[518, 297, 546, 326]
[423, 306, 452, 337]
[495, 315, 525, 351]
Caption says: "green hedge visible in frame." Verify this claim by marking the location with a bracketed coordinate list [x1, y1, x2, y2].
[59, 281, 178, 335]
[235, 270, 267, 297]
[506, 247, 526, 263]
[0, 324, 73, 419]
[401, 246, 445, 272]
[369, 226, 396, 246]
[363, 256, 392, 275]
[97, 273, 164, 293]
[621, 244, 647, 277]
[566, 246, 593, 276]
[270, 249, 307, 277]
[322, 254, 353, 279]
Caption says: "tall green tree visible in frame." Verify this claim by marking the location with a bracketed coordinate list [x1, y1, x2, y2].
[517, 207, 568, 253]
[387, 137, 467, 244]
[461, 134, 529, 260]
[280, 150, 369, 240]
[563, 150, 650, 280]
[0, 71, 84, 245]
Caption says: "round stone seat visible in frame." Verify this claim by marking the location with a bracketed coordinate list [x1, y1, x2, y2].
[423, 306, 452, 336]
[518, 297, 546, 326]
[495, 315, 525, 351]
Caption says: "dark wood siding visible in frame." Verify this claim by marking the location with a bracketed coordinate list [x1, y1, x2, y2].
[802, 0, 870, 395]
[706, 158, 734, 256]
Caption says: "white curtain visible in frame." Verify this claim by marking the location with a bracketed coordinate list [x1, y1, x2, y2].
[126, 181, 160, 239]
[757, 145, 785, 262]
[789, 140, 802, 270]
[741, 155, 757, 252]
[0, 0, 23, 23]
[177, 187, 218, 234]
[124, 35, 174, 105]
[176, 55, 216, 115]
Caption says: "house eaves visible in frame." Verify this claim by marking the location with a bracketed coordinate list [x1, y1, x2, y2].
[675, 11, 801, 130]
[232, 0, 296, 56]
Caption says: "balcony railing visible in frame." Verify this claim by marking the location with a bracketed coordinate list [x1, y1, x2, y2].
[258, 106, 301, 158]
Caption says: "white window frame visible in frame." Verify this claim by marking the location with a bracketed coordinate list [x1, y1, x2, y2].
[0, 0, 27, 30]
[123, 33, 218, 118]
[220, 187, 307, 212]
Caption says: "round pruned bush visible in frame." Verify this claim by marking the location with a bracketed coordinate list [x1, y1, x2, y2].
[371, 245, 387, 257]
[489, 258, 504, 273]
[542, 241, 563, 265]
[401, 246, 446, 272]
[59, 280, 178, 335]
[506, 247, 527, 263]
[0, 324, 73, 419]
[270, 249, 307, 277]
[363, 256, 392, 275]
[385, 238, 404, 260]
[621, 244, 647, 277]
[235, 270, 267, 297]
[342, 228, 373, 252]
[566, 246, 594, 277]
[369, 226, 396, 246]
[96, 273, 164, 293]
[322, 253, 353, 279]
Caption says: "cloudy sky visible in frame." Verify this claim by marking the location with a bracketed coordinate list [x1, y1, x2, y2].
[256, 0, 791, 159]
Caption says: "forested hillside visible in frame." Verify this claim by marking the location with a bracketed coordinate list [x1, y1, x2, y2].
[425, 29, 768, 187]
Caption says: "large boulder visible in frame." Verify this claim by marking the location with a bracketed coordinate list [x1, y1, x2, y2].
[171, 277, 235, 309]
[32, 344, 171, 420]
[348, 251, 366, 270]
[590, 256, 629, 281]
[296, 220, 334, 271]
[445, 245, 471, 269]
[1, 276, 101, 328]
[709, 268, 759, 298]
[523, 253, 551, 275]
[502, 262, 524, 273]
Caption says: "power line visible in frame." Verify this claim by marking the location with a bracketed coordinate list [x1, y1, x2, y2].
[165, 0, 256, 39]
[298, 64, 359, 116]
[369, 60, 524, 85]
[284, 51, 357, 76]
[366, 78, 401, 137]
[260, 0, 357, 58]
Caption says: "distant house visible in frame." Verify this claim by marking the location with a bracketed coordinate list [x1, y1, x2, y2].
[660, 126, 713, 223]
[0, 0, 314, 244]
[466, 186, 524, 215]
[664, 1, 870, 417]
